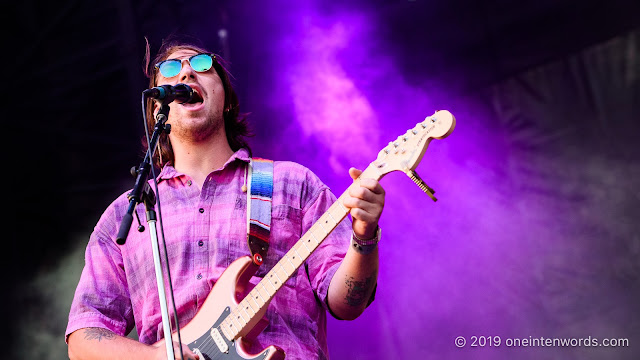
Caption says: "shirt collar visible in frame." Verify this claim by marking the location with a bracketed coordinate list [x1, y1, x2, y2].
[156, 148, 251, 181]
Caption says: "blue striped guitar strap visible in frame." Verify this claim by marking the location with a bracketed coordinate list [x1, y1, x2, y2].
[246, 158, 274, 266]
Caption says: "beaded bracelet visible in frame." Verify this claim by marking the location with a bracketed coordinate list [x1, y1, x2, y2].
[351, 226, 381, 254]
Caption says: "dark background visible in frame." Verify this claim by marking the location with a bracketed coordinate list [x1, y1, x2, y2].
[6, 0, 640, 358]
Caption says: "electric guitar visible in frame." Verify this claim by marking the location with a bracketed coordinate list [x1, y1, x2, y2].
[172, 110, 456, 359]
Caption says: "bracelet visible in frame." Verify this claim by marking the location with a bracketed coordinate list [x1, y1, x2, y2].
[352, 226, 381, 245]
[351, 226, 381, 254]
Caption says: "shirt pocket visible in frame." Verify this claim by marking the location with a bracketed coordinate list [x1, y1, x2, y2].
[254, 204, 302, 288]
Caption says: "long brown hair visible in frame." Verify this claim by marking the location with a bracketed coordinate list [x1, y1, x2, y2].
[142, 37, 252, 168]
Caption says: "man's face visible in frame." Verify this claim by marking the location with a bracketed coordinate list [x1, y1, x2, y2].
[154, 49, 226, 143]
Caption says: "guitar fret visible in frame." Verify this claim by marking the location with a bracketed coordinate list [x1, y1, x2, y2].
[241, 302, 253, 319]
[293, 243, 308, 258]
[254, 288, 266, 305]
[258, 284, 271, 301]
[333, 204, 348, 221]
[266, 276, 278, 291]
[338, 194, 349, 214]
[278, 263, 290, 280]
[320, 218, 332, 230]
[284, 254, 297, 271]
[311, 225, 326, 244]
[291, 246, 303, 261]
[234, 308, 248, 325]
[301, 238, 312, 253]
[249, 293, 262, 310]
[309, 231, 320, 244]
[243, 299, 256, 315]
[230, 313, 244, 332]
[221, 320, 233, 340]
[271, 270, 283, 285]
[327, 206, 340, 226]
[326, 210, 337, 225]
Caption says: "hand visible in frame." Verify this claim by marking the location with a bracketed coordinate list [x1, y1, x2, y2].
[342, 167, 385, 239]
[152, 341, 199, 360]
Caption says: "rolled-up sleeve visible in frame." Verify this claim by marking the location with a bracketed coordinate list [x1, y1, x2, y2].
[65, 204, 134, 342]
[300, 183, 352, 315]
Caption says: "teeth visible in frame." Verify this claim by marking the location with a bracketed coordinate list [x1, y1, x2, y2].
[189, 91, 203, 104]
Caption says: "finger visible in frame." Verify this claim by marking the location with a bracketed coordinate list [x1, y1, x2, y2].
[343, 190, 385, 216]
[173, 342, 199, 360]
[357, 178, 385, 195]
[348, 185, 377, 202]
[348, 167, 385, 196]
[347, 189, 385, 214]
[343, 197, 378, 212]
[344, 188, 384, 207]
[349, 207, 379, 224]
[344, 201, 384, 229]
[349, 167, 362, 180]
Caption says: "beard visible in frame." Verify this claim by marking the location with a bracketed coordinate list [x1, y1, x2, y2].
[169, 106, 225, 144]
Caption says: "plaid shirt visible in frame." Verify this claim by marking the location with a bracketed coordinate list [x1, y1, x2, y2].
[66, 149, 351, 360]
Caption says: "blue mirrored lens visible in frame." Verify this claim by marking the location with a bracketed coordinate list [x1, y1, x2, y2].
[158, 60, 182, 78]
[190, 54, 213, 72]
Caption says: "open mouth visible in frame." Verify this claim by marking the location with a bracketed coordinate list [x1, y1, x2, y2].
[186, 90, 204, 105]
[180, 89, 204, 110]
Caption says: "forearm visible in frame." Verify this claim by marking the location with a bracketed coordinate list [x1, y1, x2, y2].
[326, 244, 379, 320]
[68, 328, 155, 360]
[327, 166, 384, 320]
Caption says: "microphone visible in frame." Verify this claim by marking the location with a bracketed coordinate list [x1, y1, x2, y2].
[143, 84, 193, 103]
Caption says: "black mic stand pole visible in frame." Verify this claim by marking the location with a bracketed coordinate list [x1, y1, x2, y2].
[116, 102, 177, 360]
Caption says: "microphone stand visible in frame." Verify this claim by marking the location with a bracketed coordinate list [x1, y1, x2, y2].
[116, 102, 177, 360]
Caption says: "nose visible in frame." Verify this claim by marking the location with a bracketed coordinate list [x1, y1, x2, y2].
[178, 59, 196, 82]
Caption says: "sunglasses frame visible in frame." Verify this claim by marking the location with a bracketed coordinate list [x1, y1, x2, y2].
[155, 53, 216, 78]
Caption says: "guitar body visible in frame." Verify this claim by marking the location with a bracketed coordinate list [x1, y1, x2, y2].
[173, 256, 285, 359]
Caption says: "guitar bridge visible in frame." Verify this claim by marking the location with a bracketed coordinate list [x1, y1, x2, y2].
[406, 170, 437, 201]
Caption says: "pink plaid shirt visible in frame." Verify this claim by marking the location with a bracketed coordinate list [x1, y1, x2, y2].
[66, 149, 352, 359]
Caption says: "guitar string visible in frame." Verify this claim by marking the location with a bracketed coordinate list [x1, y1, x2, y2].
[190, 179, 355, 356]
[182, 115, 450, 357]
[220, 180, 350, 349]
[201, 179, 351, 355]
[192, 194, 347, 356]
[191, 174, 356, 354]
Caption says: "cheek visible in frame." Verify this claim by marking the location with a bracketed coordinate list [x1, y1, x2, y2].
[210, 74, 226, 101]
[210, 84, 227, 107]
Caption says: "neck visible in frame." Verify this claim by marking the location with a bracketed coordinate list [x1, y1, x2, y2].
[170, 130, 235, 188]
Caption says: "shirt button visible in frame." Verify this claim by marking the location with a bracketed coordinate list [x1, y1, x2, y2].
[198, 240, 204, 247]
[196, 273, 202, 280]
[199, 208, 205, 213]
[186, 180, 192, 186]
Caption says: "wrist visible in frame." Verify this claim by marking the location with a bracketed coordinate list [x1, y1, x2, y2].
[351, 226, 381, 254]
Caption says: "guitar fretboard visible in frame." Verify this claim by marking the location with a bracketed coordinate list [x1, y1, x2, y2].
[219, 164, 381, 341]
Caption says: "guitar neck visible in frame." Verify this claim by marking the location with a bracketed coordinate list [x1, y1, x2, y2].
[220, 164, 383, 340]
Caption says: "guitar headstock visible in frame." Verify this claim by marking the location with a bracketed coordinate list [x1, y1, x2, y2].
[372, 110, 456, 176]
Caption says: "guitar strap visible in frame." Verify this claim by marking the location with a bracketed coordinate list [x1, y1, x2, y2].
[246, 158, 274, 266]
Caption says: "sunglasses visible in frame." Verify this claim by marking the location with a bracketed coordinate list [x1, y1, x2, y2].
[155, 53, 215, 78]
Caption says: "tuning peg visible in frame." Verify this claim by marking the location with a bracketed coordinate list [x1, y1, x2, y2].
[405, 170, 437, 202]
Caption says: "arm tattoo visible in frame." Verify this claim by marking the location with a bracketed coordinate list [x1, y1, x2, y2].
[344, 275, 375, 307]
[83, 327, 116, 342]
